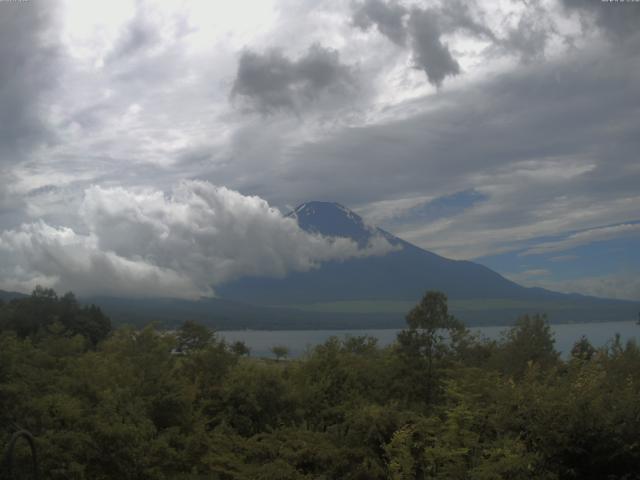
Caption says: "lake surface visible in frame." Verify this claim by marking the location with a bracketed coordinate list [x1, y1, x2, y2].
[219, 321, 640, 359]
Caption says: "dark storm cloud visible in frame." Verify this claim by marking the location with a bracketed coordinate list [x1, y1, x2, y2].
[352, 0, 495, 47]
[352, 1, 461, 86]
[437, 0, 495, 40]
[500, 11, 551, 62]
[0, 1, 60, 164]
[351, 0, 555, 85]
[231, 44, 357, 114]
[352, 0, 408, 46]
[274, 43, 640, 222]
[407, 8, 460, 87]
[562, 0, 640, 39]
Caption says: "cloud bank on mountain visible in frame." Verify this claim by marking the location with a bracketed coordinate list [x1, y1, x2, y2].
[0, 181, 395, 298]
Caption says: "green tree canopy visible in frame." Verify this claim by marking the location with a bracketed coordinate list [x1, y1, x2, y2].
[0, 287, 111, 346]
[271, 345, 289, 361]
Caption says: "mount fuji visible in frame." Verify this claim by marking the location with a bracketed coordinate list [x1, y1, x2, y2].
[215, 201, 639, 326]
[10, 202, 635, 329]
[218, 201, 568, 303]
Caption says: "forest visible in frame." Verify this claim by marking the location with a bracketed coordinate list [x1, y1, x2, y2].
[1, 288, 640, 479]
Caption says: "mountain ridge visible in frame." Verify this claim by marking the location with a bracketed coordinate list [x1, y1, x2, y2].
[0, 289, 29, 302]
[219, 201, 573, 304]
[214, 201, 639, 326]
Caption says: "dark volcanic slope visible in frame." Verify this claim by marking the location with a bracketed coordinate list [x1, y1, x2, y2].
[217, 201, 562, 304]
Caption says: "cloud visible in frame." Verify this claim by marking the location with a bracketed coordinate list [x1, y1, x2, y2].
[105, 9, 159, 63]
[521, 269, 550, 276]
[354, 194, 434, 226]
[0, 181, 396, 298]
[0, 1, 60, 165]
[437, 0, 495, 40]
[352, 0, 408, 46]
[0, 171, 26, 229]
[407, 8, 460, 87]
[550, 255, 578, 262]
[278, 41, 640, 260]
[0, 0, 637, 301]
[0, 221, 198, 298]
[231, 44, 357, 114]
[500, 9, 551, 62]
[503, 268, 551, 285]
[522, 223, 640, 256]
[561, 0, 640, 40]
[351, 0, 555, 86]
[352, 1, 461, 86]
[517, 272, 640, 301]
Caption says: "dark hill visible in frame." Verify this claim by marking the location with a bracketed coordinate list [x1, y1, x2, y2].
[0, 289, 29, 302]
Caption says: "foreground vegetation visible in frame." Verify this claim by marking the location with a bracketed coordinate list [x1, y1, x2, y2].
[1, 289, 640, 479]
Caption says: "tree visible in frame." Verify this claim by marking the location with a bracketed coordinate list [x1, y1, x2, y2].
[571, 335, 596, 361]
[61, 298, 111, 346]
[230, 340, 250, 356]
[176, 320, 213, 353]
[0, 287, 111, 346]
[271, 345, 289, 361]
[397, 291, 465, 403]
[497, 313, 559, 377]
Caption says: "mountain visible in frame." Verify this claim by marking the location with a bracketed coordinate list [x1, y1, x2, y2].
[218, 201, 563, 302]
[3, 204, 637, 329]
[216, 201, 639, 325]
[0, 289, 29, 302]
[289, 202, 378, 246]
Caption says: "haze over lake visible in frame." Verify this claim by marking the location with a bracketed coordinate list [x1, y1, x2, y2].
[220, 321, 640, 359]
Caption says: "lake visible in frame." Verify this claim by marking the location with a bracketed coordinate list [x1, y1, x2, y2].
[219, 321, 640, 359]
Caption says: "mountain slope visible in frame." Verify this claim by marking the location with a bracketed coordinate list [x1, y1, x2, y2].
[0, 289, 29, 302]
[218, 202, 560, 303]
[215, 201, 639, 325]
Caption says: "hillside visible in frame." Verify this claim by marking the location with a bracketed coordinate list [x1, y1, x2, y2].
[218, 202, 564, 303]
[0, 289, 28, 302]
[216, 202, 639, 325]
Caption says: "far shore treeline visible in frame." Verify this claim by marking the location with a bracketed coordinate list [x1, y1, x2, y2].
[1, 288, 640, 478]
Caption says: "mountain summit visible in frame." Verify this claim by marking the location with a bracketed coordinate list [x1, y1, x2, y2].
[288, 202, 378, 245]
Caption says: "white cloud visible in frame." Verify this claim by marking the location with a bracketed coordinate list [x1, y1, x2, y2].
[515, 272, 640, 301]
[354, 194, 433, 226]
[0, 181, 396, 298]
[550, 254, 578, 262]
[520, 268, 550, 277]
[522, 223, 640, 256]
[0, 221, 198, 298]
[389, 157, 639, 260]
[503, 268, 551, 285]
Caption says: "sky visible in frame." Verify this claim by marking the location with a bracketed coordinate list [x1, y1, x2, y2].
[0, 0, 638, 300]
